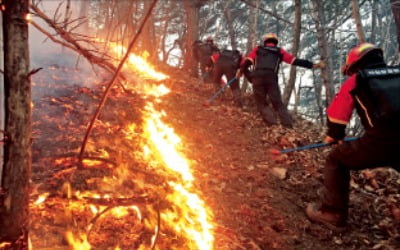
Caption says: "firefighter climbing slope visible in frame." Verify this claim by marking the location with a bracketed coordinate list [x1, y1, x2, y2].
[192, 36, 220, 83]
[239, 33, 324, 128]
[206, 49, 243, 108]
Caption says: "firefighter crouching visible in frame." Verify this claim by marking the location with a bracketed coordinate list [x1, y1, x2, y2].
[239, 33, 323, 128]
[306, 43, 400, 230]
[207, 49, 243, 108]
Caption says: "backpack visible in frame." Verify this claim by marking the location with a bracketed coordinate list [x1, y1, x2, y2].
[255, 46, 282, 73]
[351, 66, 400, 128]
[220, 49, 241, 67]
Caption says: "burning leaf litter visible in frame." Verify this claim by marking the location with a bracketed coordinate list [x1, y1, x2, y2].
[30, 45, 214, 249]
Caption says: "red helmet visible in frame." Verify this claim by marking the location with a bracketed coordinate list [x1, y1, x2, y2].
[342, 43, 383, 75]
[263, 33, 278, 44]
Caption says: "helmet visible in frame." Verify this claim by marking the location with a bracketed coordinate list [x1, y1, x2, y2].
[206, 36, 213, 43]
[342, 43, 383, 75]
[263, 33, 278, 45]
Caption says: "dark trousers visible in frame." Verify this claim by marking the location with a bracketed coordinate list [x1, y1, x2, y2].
[213, 61, 242, 107]
[252, 73, 292, 127]
[323, 131, 400, 216]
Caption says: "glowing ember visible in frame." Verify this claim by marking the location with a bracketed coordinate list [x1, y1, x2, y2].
[34, 192, 49, 205]
[65, 231, 91, 250]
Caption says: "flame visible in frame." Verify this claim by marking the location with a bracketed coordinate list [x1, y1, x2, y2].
[111, 44, 168, 81]
[141, 102, 214, 249]
[34, 192, 49, 205]
[62, 40, 214, 249]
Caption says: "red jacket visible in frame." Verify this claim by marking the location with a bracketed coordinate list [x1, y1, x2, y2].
[244, 43, 296, 66]
[326, 75, 356, 125]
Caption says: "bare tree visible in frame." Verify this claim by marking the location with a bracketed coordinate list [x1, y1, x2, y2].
[391, 0, 400, 53]
[182, 0, 202, 75]
[352, 0, 366, 42]
[0, 0, 31, 247]
[222, 0, 238, 50]
[282, 0, 302, 107]
[78, 0, 90, 33]
[242, 0, 260, 93]
[311, 0, 335, 104]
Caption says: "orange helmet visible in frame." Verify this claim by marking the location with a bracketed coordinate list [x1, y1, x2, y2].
[342, 43, 383, 75]
[263, 33, 278, 44]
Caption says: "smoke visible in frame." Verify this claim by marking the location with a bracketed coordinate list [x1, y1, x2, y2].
[30, 0, 108, 100]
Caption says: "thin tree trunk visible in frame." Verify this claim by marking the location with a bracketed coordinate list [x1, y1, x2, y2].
[370, 0, 377, 43]
[182, 0, 200, 75]
[223, 0, 238, 50]
[79, 0, 90, 33]
[351, 0, 366, 43]
[283, 0, 301, 107]
[242, 0, 260, 93]
[391, 0, 400, 52]
[311, 0, 335, 104]
[0, 0, 31, 246]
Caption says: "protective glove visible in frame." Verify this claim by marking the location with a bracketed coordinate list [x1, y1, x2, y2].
[235, 69, 242, 79]
[313, 61, 326, 69]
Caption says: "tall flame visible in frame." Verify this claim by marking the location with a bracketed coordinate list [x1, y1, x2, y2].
[142, 103, 214, 249]
[62, 41, 214, 249]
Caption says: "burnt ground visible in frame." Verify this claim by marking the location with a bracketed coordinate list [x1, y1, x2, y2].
[28, 65, 400, 250]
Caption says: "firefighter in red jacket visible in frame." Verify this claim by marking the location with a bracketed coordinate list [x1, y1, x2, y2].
[240, 33, 323, 128]
[192, 36, 220, 80]
[207, 49, 243, 107]
[306, 43, 400, 230]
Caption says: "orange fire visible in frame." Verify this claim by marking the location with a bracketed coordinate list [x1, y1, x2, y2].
[60, 41, 214, 249]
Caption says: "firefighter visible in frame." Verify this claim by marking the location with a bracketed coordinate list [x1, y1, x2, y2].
[206, 49, 243, 107]
[306, 43, 400, 230]
[192, 36, 220, 81]
[239, 33, 323, 128]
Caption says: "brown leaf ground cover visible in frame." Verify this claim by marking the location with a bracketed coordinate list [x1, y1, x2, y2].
[29, 65, 400, 249]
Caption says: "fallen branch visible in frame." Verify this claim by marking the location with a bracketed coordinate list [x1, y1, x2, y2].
[78, 0, 159, 165]
[30, 5, 123, 78]
[83, 196, 153, 207]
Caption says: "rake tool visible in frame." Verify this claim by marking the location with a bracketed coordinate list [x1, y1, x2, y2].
[269, 137, 358, 155]
[197, 71, 209, 88]
[204, 76, 237, 105]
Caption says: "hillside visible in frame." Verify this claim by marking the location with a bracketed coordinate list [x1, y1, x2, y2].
[29, 65, 400, 249]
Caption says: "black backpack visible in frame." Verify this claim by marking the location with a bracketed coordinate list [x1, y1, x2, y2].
[351, 66, 400, 128]
[220, 49, 241, 66]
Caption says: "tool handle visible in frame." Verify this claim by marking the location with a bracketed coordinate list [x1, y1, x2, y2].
[207, 76, 237, 103]
[279, 137, 358, 153]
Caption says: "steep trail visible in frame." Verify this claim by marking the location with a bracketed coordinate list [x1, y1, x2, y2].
[160, 68, 400, 249]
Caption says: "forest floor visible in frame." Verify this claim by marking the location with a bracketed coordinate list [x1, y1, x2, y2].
[28, 64, 400, 250]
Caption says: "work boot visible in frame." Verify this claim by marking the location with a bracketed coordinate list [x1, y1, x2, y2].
[260, 107, 277, 126]
[305, 202, 347, 231]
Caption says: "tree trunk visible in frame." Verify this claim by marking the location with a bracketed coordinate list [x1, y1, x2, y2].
[142, 0, 157, 62]
[0, 0, 31, 246]
[351, 0, 366, 43]
[182, 0, 200, 75]
[242, 0, 260, 93]
[222, 0, 237, 50]
[282, 0, 301, 107]
[79, 0, 90, 33]
[311, 0, 335, 105]
[370, 0, 377, 43]
[391, 0, 400, 52]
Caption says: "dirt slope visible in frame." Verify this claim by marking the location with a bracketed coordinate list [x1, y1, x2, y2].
[29, 66, 400, 249]
[160, 68, 400, 249]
